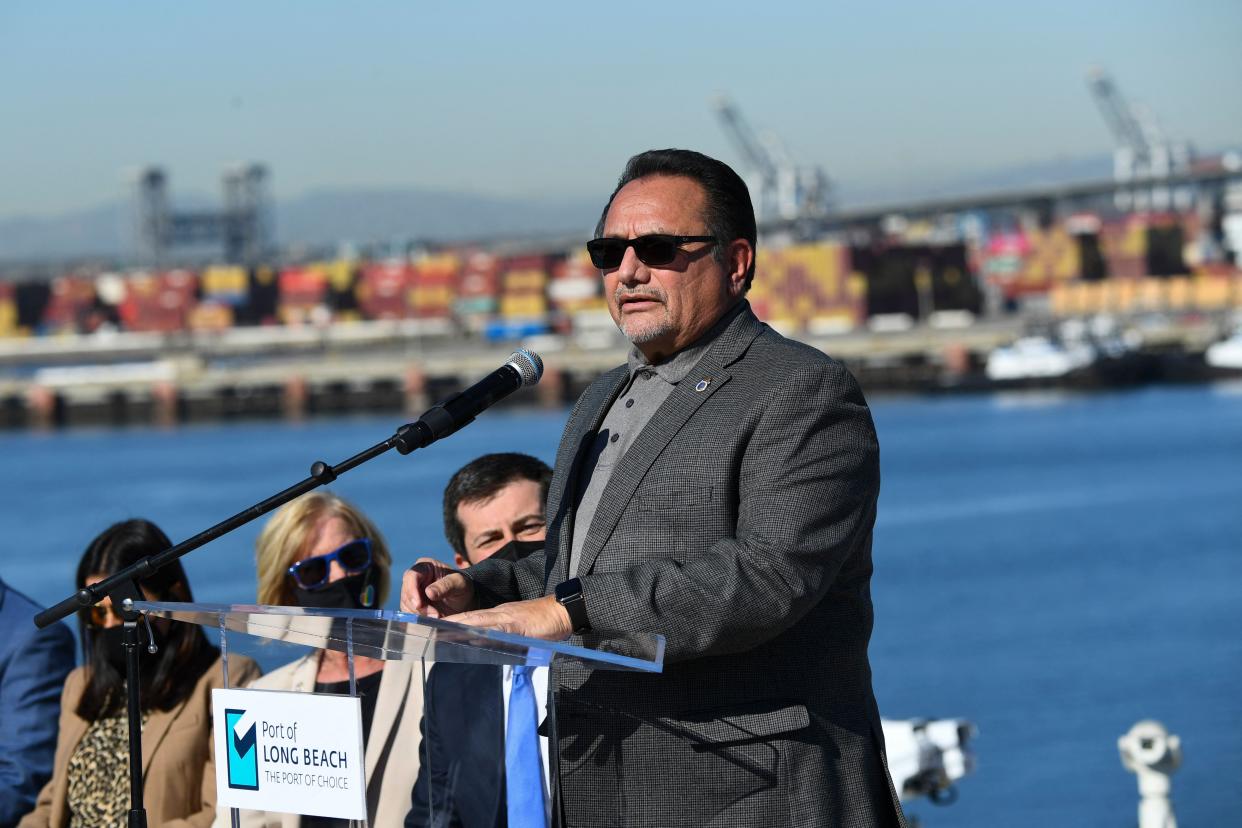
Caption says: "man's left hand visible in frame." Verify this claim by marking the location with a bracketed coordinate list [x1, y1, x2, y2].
[447, 595, 573, 641]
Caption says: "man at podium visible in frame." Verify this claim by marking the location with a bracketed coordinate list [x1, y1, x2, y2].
[404, 149, 906, 827]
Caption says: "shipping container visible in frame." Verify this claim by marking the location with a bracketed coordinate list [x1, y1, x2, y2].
[120, 269, 198, 333]
[14, 280, 52, 332]
[752, 242, 863, 330]
[549, 251, 604, 316]
[459, 251, 502, 298]
[849, 242, 980, 321]
[0, 281, 15, 337]
[483, 318, 548, 342]
[42, 274, 99, 333]
[323, 261, 360, 315]
[1097, 213, 1193, 280]
[188, 301, 235, 332]
[1020, 227, 1079, 288]
[202, 265, 249, 305]
[357, 261, 412, 320]
[235, 266, 279, 326]
[279, 266, 327, 304]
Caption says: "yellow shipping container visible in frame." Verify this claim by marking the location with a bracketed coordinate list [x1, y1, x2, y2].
[410, 285, 455, 307]
[1022, 228, 1079, 284]
[502, 269, 548, 291]
[790, 243, 846, 295]
[499, 294, 547, 318]
[415, 252, 462, 276]
[328, 260, 354, 290]
[1126, 223, 1146, 258]
[766, 315, 800, 333]
[188, 302, 234, 331]
[1192, 276, 1231, 310]
[794, 294, 815, 319]
[1135, 279, 1164, 311]
[1114, 279, 1139, 313]
[756, 242, 853, 325]
[0, 300, 16, 336]
[1166, 277, 1192, 309]
[1100, 280, 1125, 313]
[560, 296, 607, 313]
[202, 265, 247, 296]
[312, 260, 356, 293]
[1054, 284, 1077, 316]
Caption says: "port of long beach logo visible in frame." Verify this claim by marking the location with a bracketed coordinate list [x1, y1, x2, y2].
[225, 708, 260, 790]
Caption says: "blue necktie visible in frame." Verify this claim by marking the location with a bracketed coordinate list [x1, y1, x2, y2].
[506, 665, 546, 828]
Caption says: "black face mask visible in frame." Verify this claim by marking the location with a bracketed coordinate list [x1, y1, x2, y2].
[489, 538, 544, 563]
[92, 624, 158, 676]
[293, 569, 378, 611]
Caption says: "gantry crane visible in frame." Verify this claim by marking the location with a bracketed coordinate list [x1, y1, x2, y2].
[1085, 67, 1194, 209]
[712, 96, 832, 225]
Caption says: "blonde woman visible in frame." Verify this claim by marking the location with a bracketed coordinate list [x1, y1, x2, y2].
[216, 492, 423, 828]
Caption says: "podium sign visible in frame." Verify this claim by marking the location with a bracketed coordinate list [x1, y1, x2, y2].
[137, 601, 664, 825]
[213, 688, 367, 821]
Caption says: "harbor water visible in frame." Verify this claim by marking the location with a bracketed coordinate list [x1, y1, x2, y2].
[3, 383, 1240, 826]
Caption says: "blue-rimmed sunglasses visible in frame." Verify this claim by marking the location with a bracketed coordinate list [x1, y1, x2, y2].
[287, 538, 373, 590]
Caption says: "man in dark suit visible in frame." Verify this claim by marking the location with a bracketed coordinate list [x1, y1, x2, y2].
[404, 149, 905, 827]
[0, 576, 75, 827]
[405, 454, 553, 828]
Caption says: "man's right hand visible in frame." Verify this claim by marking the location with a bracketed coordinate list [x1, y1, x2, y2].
[400, 558, 477, 618]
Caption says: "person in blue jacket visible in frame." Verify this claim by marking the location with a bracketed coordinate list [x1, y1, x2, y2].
[0, 576, 75, 827]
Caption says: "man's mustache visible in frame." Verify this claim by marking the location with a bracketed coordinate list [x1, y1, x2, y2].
[614, 288, 667, 305]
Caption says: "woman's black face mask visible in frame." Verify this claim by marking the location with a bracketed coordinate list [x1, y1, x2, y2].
[488, 538, 544, 564]
[292, 569, 378, 611]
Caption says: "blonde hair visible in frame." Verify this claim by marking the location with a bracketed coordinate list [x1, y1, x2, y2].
[255, 491, 392, 607]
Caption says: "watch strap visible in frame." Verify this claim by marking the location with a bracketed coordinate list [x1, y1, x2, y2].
[555, 578, 590, 634]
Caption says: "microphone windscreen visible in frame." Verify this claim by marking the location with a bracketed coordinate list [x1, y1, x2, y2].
[506, 349, 544, 387]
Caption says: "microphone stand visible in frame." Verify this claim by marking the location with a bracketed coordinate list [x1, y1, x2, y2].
[34, 416, 448, 826]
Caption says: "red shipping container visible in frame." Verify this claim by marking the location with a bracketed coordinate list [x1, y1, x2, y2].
[411, 253, 462, 289]
[121, 270, 197, 332]
[358, 262, 413, 320]
[459, 251, 502, 298]
[43, 274, 98, 332]
[279, 267, 328, 309]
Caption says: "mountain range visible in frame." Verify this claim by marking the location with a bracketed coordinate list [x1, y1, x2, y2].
[0, 154, 1115, 265]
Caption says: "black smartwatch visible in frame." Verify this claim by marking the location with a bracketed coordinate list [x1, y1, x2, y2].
[555, 578, 590, 634]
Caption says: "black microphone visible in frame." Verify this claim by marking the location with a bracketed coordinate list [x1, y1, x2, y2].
[393, 349, 543, 454]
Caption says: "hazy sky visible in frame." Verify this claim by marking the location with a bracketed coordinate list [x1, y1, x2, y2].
[2, 0, 1239, 220]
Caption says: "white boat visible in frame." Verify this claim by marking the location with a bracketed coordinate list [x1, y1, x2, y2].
[1205, 330, 1242, 370]
[985, 336, 1097, 381]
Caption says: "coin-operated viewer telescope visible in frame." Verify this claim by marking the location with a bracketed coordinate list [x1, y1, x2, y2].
[1118, 719, 1182, 828]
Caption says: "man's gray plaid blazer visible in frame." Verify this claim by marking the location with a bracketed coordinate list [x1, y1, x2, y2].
[468, 303, 906, 827]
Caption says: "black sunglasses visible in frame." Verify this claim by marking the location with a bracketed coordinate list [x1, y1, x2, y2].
[586, 234, 717, 269]
[287, 538, 373, 591]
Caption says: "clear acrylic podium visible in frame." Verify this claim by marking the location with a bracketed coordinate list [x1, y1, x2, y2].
[135, 601, 665, 826]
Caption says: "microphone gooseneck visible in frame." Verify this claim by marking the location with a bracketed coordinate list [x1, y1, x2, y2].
[392, 349, 544, 455]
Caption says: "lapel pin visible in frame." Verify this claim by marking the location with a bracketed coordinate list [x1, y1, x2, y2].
[694, 378, 711, 392]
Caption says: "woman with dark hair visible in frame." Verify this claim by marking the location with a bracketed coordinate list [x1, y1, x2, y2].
[20, 519, 260, 828]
